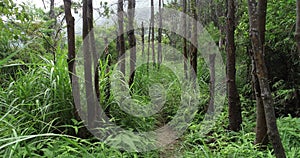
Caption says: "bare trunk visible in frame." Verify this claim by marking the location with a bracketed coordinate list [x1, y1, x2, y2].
[151, 0, 155, 66]
[296, 0, 300, 56]
[118, 0, 126, 76]
[157, 0, 163, 68]
[104, 37, 111, 115]
[83, 0, 96, 129]
[87, 0, 99, 101]
[141, 22, 145, 58]
[182, 0, 188, 79]
[63, 0, 82, 128]
[128, 0, 136, 89]
[190, 0, 198, 78]
[248, 0, 286, 157]
[147, 22, 151, 73]
[226, 0, 242, 132]
[50, 0, 55, 20]
[208, 54, 216, 114]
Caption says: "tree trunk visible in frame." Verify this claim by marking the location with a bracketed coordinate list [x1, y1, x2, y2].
[128, 0, 136, 89]
[83, 0, 96, 129]
[63, 0, 81, 124]
[250, 0, 268, 146]
[190, 0, 198, 78]
[63, 0, 75, 84]
[50, 0, 55, 20]
[104, 37, 111, 114]
[87, 0, 99, 101]
[182, 0, 188, 79]
[248, 0, 286, 157]
[118, 0, 126, 76]
[141, 22, 145, 58]
[151, 0, 155, 66]
[157, 0, 163, 68]
[296, 0, 300, 56]
[208, 54, 216, 114]
[147, 22, 151, 73]
[226, 0, 242, 132]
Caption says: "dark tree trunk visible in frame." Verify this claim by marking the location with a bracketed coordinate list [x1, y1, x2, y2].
[128, 0, 136, 89]
[296, 0, 300, 56]
[87, 0, 99, 101]
[141, 22, 145, 57]
[151, 0, 155, 66]
[63, 0, 75, 84]
[83, 0, 96, 129]
[250, 0, 268, 146]
[182, 0, 188, 79]
[190, 0, 198, 78]
[118, 0, 126, 75]
[104, 37, 111, 114]
[104, 37, 111, 100]
[248, 0, 286, 157]
[147, 22, 151, 73]
[157, 0, 163, 68]
[226, 0, 242, 132]
[63, 0, 81, 124]
[208, 54, 216, 114]
[50, 0, 55, 20]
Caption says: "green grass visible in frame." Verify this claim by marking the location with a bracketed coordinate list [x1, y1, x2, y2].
[0, 50, 299, 157]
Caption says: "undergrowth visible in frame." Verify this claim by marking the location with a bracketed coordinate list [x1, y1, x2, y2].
[0, 50, 299, 157]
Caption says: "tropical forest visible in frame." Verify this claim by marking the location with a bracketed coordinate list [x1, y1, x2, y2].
[0, 0, 299, 157]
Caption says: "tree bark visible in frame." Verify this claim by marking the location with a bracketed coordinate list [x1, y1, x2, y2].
[248, 0, 286, 157]
[296, 0, 300, 56]
[190, 0, 198, 78]
[157, 0, 163, 68]
[63, 0, 75, 84]
[226, 0, 242, 132]
[250, 0, 268, 146]
[63, 0, 80, 121]
[87, 0, 99, 101]
[147, 22, 151, 73]
[151, 0, 155, 66]
[83, 0, 96, 128]
[50, 0, 55, 20]
[118, 0, 126, 76]
[208, 54, 216, 114]
[141, 22, 145, 58]
[128, 0, 136, 88]
[182, 0, 188, 79]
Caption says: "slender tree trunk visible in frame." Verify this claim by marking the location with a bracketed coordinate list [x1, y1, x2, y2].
[251, 0, 269, 146]
[251, 49, 268, 146]
[208, 54, 216, 114]
[296, 0, 300, 56]
[50, 0, 55, 20]
[190, 0, 198, 78]
[248, 0, 286, 157]
[147, 22, 151, 73]
[118, 0, 126, 76]
[141, 22, 145, 58]
[182, 0, 188, 79]
[226, 0, 242, 132]
[128, 0, 136, 89]
[151, 0, 155, 66]
[104, 37, 111, 115]
[87, 0, 99, 101]
[63, 0, 75, 84]
[83, 0, 96, 129]
[157, 0, 163, 68]
[63, 0, 81, 121]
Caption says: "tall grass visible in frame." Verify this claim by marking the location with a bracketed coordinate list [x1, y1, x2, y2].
[0, 47, 299, 157]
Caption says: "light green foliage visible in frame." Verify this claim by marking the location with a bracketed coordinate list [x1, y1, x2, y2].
[0, 0, 299, 157]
